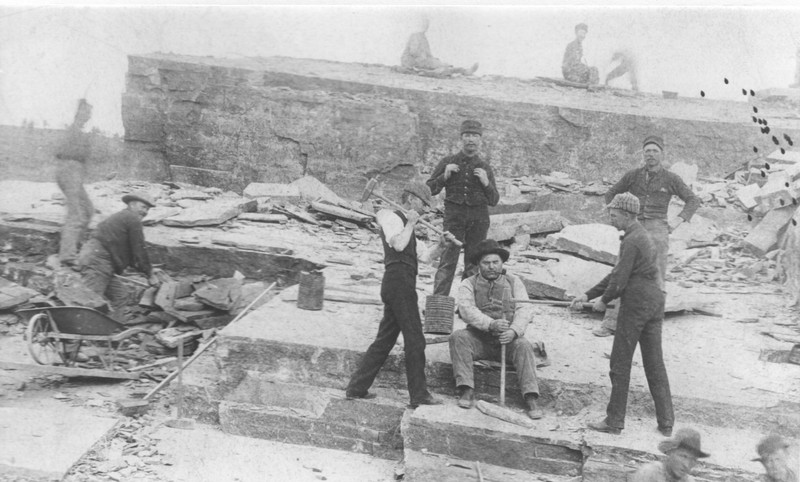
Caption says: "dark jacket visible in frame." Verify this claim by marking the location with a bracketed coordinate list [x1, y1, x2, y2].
[93, 209, 153, 276]
[585, 221, 660, 305]
[426, 151, 500, 207]
[605, 166, 700, 222]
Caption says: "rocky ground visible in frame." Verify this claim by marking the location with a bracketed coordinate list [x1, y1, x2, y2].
[1, 170, 799, 481]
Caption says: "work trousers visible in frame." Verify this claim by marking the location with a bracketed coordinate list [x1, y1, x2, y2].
[605, 284, 673, 430]
[346, 265, 431, 405]
[433, 203, 490, 296]
[56, 159, 94, 263]
[601, 218, 668, 332]
[450, 328, 540, 396]
[78, 239, 129, 316]
[563, 64, 599, 85]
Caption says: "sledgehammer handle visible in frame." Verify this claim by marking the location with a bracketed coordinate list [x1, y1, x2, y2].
[371, 192, 463, 247]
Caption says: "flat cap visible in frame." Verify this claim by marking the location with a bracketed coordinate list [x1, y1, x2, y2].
[460, 120, 483, 136]
[643, 135, 664, 151]
[607, 192, 640, 214]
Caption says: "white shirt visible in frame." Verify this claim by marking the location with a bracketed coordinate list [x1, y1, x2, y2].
[375, 209, 434, 262]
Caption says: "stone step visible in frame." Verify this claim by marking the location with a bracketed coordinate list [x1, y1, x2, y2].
[217, 374, 407, 461]
[186, 367, 770, 481]
[204, 299, 800, 436]
[402, 450, 579, 482]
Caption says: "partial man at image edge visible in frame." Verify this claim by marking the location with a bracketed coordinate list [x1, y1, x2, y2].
[571, 192, 674, 437]
[426, 119, 500, 297]
[630, 428, 709, 482]
[753, 434, 799, 482]
[345, 182, 456, 408]
[449, 238, 544, 420]
[595, 134, 700, 337]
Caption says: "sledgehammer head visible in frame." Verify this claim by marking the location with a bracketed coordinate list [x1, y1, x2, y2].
[360, 178, 379, 203]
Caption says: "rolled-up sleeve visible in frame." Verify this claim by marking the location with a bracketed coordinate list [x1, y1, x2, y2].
[456, 278, 495, 332]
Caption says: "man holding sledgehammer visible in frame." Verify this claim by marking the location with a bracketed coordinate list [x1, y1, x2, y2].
[426, 120, 500, 297]
[346, 183, 456, 408]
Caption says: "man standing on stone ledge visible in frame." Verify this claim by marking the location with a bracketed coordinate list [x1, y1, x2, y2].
[426, 120, 500, 297]
[345, 183, 455, 408]
[594, 135, 700, 337]
[571, 193, 673, 436]
[56, 98, 94, 267]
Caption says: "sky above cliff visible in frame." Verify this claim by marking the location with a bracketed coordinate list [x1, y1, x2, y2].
[0, 3, 799, 135]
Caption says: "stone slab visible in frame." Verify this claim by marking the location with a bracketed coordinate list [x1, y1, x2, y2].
[242, 182, 301, 202]
[767, 148, 800, 165]
[402, 403, 583, 476]
[169, 165, 236, 188]
[236, 212, 288, 223]
[547, 223, 620, 266]
[0, 406, 116, 480]
[205, 288, 800, 436]
[0, 361, 140, 379]
[162, 198, 257, 227]
[403, 450, 574, 482]
[743, 205, 798, 256]
[488, 210, 565, 241]
[289, 175, 346, 206]
[513, 253, 613, 300]
[151, 423, 397, 482]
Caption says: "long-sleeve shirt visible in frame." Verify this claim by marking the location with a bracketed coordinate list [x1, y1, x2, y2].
[562, 39, 585, 73]
[55, 125, 92, 163]
[585, 221, 659, 305]
[93, 209, 153, 276]
[605, 166, 701, 222]
[457, 273, 533, 338]
[376, 209, 441, 266]
[426, 151, 500, 207]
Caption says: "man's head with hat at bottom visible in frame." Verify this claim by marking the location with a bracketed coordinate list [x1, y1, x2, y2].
[606, 192, 640, 232]
[121, 192, 155, 220]
[657, 428, 710, 481]
[643, 134, 665, 173]
[753, 434, 797, 482]
[471, 239, 509, 282]
[401, 182, 433, 214]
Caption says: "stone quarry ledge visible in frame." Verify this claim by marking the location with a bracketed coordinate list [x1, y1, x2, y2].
[130, 53, 800, 126]
[210, 285, 800, 436]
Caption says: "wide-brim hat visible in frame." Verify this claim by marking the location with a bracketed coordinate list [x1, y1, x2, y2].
[403, 182, 433, 207]
[470, 239, 509, 266]
[658, 428, 710, 459]
[752, 434, 790, 462]
[122, 192, 155, 208]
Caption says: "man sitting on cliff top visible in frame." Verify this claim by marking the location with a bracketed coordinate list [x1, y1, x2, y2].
[400, 18, 479, 79]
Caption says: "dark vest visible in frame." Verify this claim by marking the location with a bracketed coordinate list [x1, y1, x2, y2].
[380, 210, 417, 274]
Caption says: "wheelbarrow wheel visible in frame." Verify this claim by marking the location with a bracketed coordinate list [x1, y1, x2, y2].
[26, 313, 64, 365]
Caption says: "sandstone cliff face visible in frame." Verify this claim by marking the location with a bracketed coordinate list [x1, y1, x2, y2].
[123, 53, 800, 199]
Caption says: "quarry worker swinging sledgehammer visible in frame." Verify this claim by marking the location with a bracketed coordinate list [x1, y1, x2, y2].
[360, 177, 462, 248]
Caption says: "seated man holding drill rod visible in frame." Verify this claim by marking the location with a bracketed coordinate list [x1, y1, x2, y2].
[449, 239, 544, 420]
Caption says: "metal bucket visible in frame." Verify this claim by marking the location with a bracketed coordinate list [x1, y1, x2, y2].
[424, 294, 455, 334]
[297, 271, 325, 311]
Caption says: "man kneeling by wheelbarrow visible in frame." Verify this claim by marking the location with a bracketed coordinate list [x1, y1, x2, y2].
[77, 192, 165, 320]
[449, 239, 544, 420]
